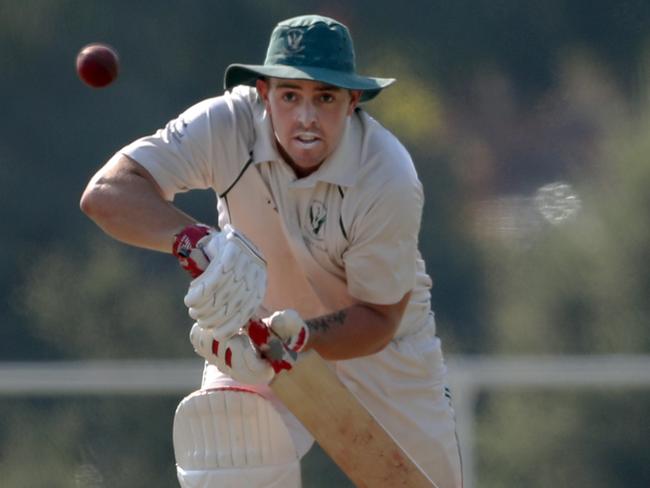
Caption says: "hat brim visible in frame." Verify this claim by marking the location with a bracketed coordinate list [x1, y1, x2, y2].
[224, 64, 395, 102]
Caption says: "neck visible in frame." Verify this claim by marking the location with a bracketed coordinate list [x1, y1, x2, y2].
[275, 140, 321, 178]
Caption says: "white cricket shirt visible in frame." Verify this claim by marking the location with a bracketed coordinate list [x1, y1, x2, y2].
[121, 86, 434, 337]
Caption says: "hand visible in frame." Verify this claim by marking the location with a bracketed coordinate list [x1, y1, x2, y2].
[246, 311, 310, 374]
[172, 224, 215, 278]
[183, 225, 267, 339]
[190, 310, 308, 382]
[264, 309, 310, 353]
[189, 323, 274, 385]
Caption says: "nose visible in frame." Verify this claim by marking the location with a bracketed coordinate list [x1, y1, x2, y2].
[296, 100, 317, 127]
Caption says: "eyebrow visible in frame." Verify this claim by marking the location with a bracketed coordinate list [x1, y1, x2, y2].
[274, 81, 342, 91]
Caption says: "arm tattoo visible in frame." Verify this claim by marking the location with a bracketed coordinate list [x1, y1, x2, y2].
[306, 310, 347, 334]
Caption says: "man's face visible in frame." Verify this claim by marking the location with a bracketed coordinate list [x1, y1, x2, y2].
[256, 78, 361, 177]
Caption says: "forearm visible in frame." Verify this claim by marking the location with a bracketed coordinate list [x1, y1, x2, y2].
[80, 154, 196, 253]
[304, 293, 410, 360]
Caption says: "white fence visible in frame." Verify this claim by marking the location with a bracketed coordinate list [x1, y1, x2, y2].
[2, 355, 650, 487]
[446, 355, 650, 488]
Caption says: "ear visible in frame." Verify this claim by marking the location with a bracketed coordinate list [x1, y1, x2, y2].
[347, 90, 362, 115]
[256, 78, 270, 106]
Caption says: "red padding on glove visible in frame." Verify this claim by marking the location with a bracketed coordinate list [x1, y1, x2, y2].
[247, 319, 271, 346]
[291, 328, 308, 352]
[247, 319, 295, 374]
[172, 224, 212, 278]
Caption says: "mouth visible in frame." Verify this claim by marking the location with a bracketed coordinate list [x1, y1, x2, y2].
[293, 133, 322, 148]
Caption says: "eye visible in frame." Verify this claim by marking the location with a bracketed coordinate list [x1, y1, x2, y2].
[319, 93, 335, 103]
[281, 91, 297, 102]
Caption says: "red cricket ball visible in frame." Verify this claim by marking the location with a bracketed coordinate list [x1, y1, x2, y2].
[76, 43, 119, 88]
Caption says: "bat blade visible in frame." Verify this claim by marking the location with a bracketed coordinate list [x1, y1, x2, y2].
[270, 350, 437, 488]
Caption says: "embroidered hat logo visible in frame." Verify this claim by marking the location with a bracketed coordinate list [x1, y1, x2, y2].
[285, 29, 304, 53]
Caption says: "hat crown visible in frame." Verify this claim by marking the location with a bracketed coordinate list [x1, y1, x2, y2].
[264, 15, 355, 73]
[223, 14, 395, 102]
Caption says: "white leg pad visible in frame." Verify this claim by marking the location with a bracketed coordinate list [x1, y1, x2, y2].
[173, 388, 301, 488]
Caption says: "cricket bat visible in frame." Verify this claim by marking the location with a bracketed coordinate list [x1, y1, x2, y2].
[270, 350, 438, 488]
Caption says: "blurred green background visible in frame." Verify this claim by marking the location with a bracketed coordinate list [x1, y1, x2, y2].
[1, 1, 649, 486]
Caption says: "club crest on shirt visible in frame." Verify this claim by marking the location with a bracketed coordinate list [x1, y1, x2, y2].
[306, 200, 327, 241]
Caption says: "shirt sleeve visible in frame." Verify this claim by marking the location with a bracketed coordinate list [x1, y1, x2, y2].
[343, 174, 424, 305]
[120, 88, 254, 201]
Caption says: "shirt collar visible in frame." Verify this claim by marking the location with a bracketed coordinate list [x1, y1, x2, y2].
[251, 101, 363, 188]
[252, 107, 282, 164]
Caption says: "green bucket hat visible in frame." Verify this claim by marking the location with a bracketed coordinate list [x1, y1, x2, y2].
[224, 15, 395, 102]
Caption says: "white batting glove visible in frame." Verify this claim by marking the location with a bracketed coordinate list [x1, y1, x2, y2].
[184, 225, 267, 340]
[190, 310, 309, 382]
[245, 311, 309, 374]
[189, 323, 275, 385]
[264, 309, 310, 353]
